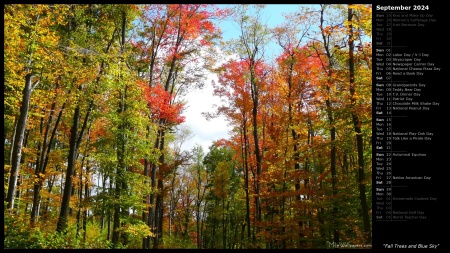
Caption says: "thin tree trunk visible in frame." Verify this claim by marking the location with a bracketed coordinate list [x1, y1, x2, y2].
[222, 197, 226, 249]
[31, 92, 60, 225]
[100, 173, 106, 231]
[148, 137, 159, 248]
[57, 96, 93, 233]
[113, 13, 129, 246]
[250, 72, 262, 226]
[113, 87, 126, 246]
[83, 166, 89, 242]
[153, 128, 166, 249]
[196, 157, 202, 249]
[241, 121, 251, 244]
[348, 6, 371, 244]
[142, 158, 150, 249]
[31, 118, 43, 226]
[8, 117, 18, 168]
[148, 128, 161, 249]
[318, 6, 339, 244]
[107, 177, 112, 241]
[56, 104, 80, 233]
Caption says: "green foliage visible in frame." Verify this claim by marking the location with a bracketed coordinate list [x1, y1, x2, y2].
[161, 235, 197, 249]
[4, 206, 117, 249]
[203, 144, 234, 174]
[4, 4, 372, 249]
[4, 211, 41, 249]
[113, 219, 154, 249]
[33, 226, 81, 249]
[82, 220, 115, 249]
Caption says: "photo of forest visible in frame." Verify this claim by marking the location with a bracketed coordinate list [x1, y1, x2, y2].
[4, 4, 372, 249]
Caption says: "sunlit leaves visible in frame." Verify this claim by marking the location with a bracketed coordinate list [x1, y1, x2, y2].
[4, 4, 372, 249]
[140, 81, 186, 125]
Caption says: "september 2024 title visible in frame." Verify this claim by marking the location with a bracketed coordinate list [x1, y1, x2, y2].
[376, 5, 429, 11]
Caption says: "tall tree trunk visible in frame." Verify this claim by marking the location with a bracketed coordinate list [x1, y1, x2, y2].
[196, 156, 203, 249]
[153, 127, 166, 249]
[222, 197, 226, 249]
[39, 94, 67, 220]
[107, 177, 112, 241]
[327, 100, 339, 244]
[348, 6, 371, 244]
[113, 85, 126, 247]
[41, 173, 56, 220]
[56, 3, 101, 232]
[31, 118, 43, 226]
[6, 74, 38, 211]
[169, 172, 176, 239]
[57, 89, 93, 233]
[148, 128, 161, 248]
[318, 6, 339, 244]
[83, 166, 89, 243]
[31, 92, 60, 225]
[248, 65, 263, 248]
[142, 158, 150, 249]
[6, 9, 41, 212]
[113, 12, 129, 246]
[100, 173, 107, 231]
[56, 104, 80, 233]
[241, 120, 251, 244]
[286, 58, 307, 248]
[76, 133, 91, 237]
[148, 137, 159, 248]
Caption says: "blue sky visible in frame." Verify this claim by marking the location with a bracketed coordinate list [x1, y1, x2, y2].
[217, 4, 305, 40]
[215, 4, 317, 62]
[182, 4, 372, 154]
[181, 4, 318, 153]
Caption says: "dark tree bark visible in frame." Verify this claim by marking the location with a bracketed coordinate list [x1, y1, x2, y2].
[113, 11, 129, 247]
[142, 157, 151, 249]
[31, 89, 63, 226]
[240, 118, 251, 243]
[317, 5, 339, 244]
[56, 103, 81, 233]
[235, 9, 269, 244]
[348, 6, 371, 244]
[154, 128, 166, 249]
[57, 97, 93, 232]
[56, 4, 101, 233]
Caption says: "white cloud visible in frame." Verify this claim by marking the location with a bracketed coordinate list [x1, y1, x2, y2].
[180, 72, 231, 153]
[177, 38, 240, 154]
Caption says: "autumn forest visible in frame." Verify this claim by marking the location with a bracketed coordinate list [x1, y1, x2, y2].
[4, 4, 372, 249]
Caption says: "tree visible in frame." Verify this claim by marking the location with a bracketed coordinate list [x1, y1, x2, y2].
[188, 145, 208, 249]
[308, 4, 344, 244]
[132, 4, 224, 248]
[55, 4, 130, 234]
[346, 4, 372, 244]
[4, 4, 372, 249]
[272, 10, 319, 246]
[231, 6, 270, 238]
[4, 4, 67, 213]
